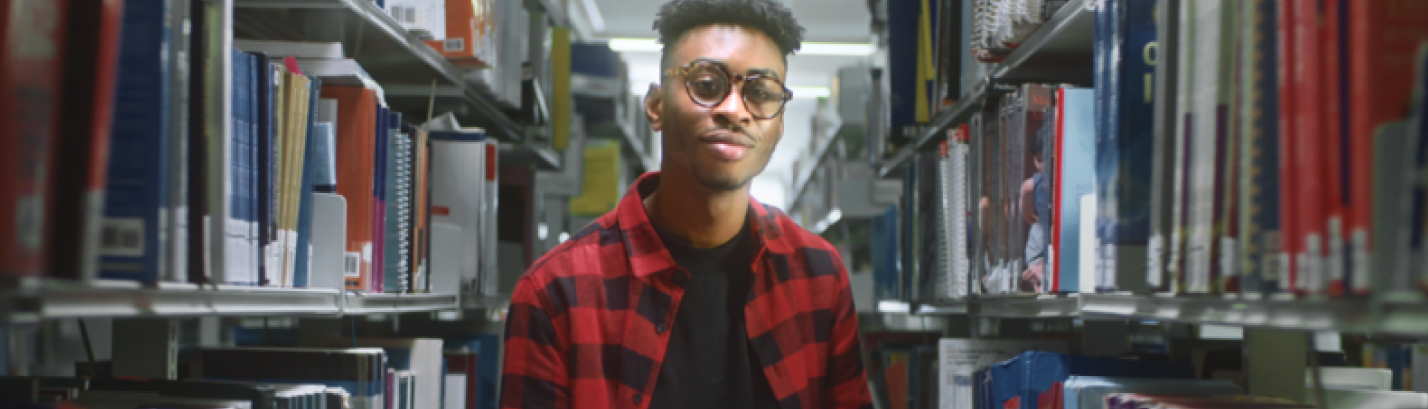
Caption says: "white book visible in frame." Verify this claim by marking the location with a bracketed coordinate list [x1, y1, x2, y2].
[481, 142, 499, 296]
[430, 222, 463, 293]
[444, 373, 468, 409]
[310, 193, 348, 291]
[1186, 0, 1222, 294]
[429, 132, 486, 295]
[1167, 0, 1196, 294]
[1079, 194, 1098, 293]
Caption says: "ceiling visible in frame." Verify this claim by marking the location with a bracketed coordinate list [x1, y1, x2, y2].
[573, 0, 875, 209]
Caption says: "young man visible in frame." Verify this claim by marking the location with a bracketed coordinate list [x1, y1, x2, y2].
[499, 1, 873, 408]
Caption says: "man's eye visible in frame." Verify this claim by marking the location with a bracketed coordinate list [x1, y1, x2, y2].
[691, 79, 721, 93]
[747, 87, 778, 102]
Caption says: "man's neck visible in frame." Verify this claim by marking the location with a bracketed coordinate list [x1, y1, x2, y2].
[644, 173, 750, 249]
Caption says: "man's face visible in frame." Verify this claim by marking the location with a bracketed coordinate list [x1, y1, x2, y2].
[645, 24, 787, 191]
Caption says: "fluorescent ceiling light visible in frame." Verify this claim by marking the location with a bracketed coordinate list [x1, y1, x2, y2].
[607, 38, 875, 56]
[789, 86, 830, 99]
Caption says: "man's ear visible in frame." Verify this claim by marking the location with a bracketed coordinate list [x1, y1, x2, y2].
[644, 83, 664, 132]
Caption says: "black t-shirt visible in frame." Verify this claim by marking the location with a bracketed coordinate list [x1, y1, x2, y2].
[648, 218, 780, 409]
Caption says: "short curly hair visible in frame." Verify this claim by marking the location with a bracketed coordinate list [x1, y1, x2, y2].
[652, 0, 805, 66]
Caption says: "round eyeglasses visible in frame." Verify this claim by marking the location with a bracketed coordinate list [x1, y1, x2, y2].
[664, 59, 793, 119]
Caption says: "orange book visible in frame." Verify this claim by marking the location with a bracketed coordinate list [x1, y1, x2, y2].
[320, 84, 376, 291]
[411, 128, 430, 292]
[1348, 0, 1428, 294]
[422, 0, 492, 65]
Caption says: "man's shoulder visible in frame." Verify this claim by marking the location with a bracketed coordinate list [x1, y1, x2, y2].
[756, 202, 841, 256]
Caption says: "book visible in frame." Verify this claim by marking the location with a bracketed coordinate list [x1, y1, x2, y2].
[1322, 0, 1350, 297]
[310, 192, 347, 291]
[293, 77, 322, 288]
[1094, 0, 1158, 293]
[0, 0, 68, 279]
[1347, 0, 1428, 298]
[1185, 0, 1235, 294]
[1051, 87, 1096, 293]
[481, 142, 498, 296]
[938, 338, 1068, 409]
[1275, 0, 1299, 294]
[1062, 377, 1242, 409]
[429, 130, 488, 296]
[196, 0, 240, 286]
[1291, 0, 1325, 296]
[1168, 0, 1196, 294]
[46, 0, 124, 282]
[445, 352, 478, 409]
[184, 347, 387, 409]
[1146, 0, 1181, 292]
[984, 351, 1195, 409]
[1237, 0, 1282, 295]
[320, 85, 378, 291]
[98, 0, 175, 283]
[302, 338, 442, 409]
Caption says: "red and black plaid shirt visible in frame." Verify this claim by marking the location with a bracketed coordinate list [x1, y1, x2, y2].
[500, 172, 873, 409]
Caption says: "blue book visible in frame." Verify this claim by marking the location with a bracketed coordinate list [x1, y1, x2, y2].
[100, 0, 173, 283]
[988, 351, 1194, 409]
[248, 51, 261, 286]
[248, 51, 273, 285]
[1061, 376, 1242, 409]
[233, 49, 256, 285]
[1241, 0, 1281, 294]
[373, 106, 389, 290]
[1053, 87, 1096, 293]
[312, 123, 337, 192]
[1095, 0, 1158, 292]
[871, 206, 900, 301]
[294, 77, 323, 288]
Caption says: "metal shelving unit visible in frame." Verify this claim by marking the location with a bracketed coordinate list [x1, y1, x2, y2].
[901, 292, 1428, 337]
[342, 292, 461, 315]
[875, 0, 1093, 177]
[233, 0, 555, 170]
[571, 73, 656, 173]
[788, 123, 845, 212]
[0, 278, 472, 323]
[876, 83, 986, 177]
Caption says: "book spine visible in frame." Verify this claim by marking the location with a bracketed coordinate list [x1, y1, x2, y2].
[383, 112, 403, 293]
[1147, 0, 1181, 292]
[49, 0, 122, 282]
[1276, 0, 1298, 295]
[1216, 3, 1240, 294]
[293, 77, 320, 288]
[1414, 46, 1428, 294]
[1169, 0, 1195, 294]
[1093, 0, 1117, 292]
[0, 0, 67, 278]
[1113, 0, 1157, 293]
[1186, 0, 1220, 294]
[483, 141, 499, 296]
[1322, 0, 1350, 297]
[204, 0, 235, 285]
[167, 0, 190, 283]
[1349, 0, 1428, 296]
[1293, 0, 1325, 296]
[372, 106, 388, 292]
[99, 0, 172, 283]
[229, 48, 250, 285]
[1242, 0, 1282, 295]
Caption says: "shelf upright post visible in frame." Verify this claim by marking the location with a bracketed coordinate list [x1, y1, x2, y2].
[112, 318, 180, 380]
[1243, 328, 1307, 402]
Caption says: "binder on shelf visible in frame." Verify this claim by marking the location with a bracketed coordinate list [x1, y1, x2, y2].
[429, 129, 488, 296]
[1050, 87, 1095, 294]
[320, 85, 378, 292]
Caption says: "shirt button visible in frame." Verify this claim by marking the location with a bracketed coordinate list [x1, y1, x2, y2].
[633, 393, 643, 404]
[655, 323, 667, 334]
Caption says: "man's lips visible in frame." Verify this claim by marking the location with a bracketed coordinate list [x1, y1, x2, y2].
[699, 130, 755, 148]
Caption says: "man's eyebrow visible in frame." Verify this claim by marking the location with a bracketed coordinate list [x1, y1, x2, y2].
[745, 68, 780, 80]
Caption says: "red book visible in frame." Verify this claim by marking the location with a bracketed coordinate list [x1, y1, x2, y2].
[47, 0, 123, 281]
[1348, 0, 1428, 292]
[1321, 0, 1349, 296]
[1276, 0, 1299, 294]
[445, 351, 479, 409]
[0, 0, 69, 278]
[1052, 89, 1067, 293]
[1293, 0, 1325, 296]
[320, 85, 377, 291]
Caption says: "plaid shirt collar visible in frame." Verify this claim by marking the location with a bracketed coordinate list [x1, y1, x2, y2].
[615, 171, 793, 280]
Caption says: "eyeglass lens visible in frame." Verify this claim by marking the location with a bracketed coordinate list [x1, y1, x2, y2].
[684, 63, 788, 118]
